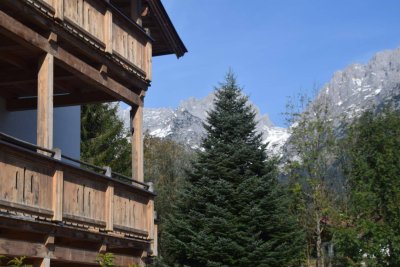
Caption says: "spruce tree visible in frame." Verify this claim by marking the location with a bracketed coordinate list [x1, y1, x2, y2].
[81, 103, 131, 176]
[163, 72, 304, 267]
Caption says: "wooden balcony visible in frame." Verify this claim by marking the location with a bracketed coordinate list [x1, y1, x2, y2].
[0, 133, 156, 266]
[39, 0, 152, 80]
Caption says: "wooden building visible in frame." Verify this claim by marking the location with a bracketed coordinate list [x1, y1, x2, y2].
[0, 0, 186, 266]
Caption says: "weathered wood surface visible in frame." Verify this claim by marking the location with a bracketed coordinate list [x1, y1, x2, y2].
[0, 142, 154, 235]
[0, 236, 140, 266]
[0, 147, 53, 216]
[63, 0, 105, 44]
[0, 8, 142, 106]
[37, 53, 54, 150]
[131, 104, 144, 183]
[63, 169, 107, 227]
[27, 0, 151, 76]
[113, 16, 146, 71]
[113, 186, 149, 236]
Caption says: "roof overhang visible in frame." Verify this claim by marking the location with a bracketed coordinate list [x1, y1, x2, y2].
[143, 0, 187, 58]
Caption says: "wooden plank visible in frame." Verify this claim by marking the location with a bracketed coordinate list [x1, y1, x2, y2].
[153, 222, 158, 256]
[145, 40, 152, 81]
[131, 104, 144, 183]
[52, 169, 63, 222]
[147, 199, 154, 242]
[105, 182, 114, 231]
[54, 246, 139, 266]
[63, 213, 106, 228]
[113, 224, 148, 237]
[0, 199, 53, 216]
[104, 9, 113, 53]
[54, 0, 64, 21]
[0, 9, 142, 107]
[0, 237, 49, 258]
[37, 258, 51, 267]
[37, 53, 54, 149]
[0, 213, 150, 249]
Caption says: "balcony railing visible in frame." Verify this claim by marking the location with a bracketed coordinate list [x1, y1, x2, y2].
[28, 0, 152, 80]
[0, 132, 155, 241]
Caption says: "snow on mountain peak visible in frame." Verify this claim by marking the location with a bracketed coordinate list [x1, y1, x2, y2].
[139, 92, 288, 153]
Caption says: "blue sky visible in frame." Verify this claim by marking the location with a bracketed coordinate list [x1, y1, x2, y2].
[146, 0, 400, 127]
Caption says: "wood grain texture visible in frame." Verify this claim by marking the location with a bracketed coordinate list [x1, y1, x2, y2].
[131, 104, 144, 183]
[37, 53, 54, 149]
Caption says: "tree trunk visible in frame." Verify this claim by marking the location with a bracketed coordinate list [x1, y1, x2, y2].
[316, 213, 324, 267]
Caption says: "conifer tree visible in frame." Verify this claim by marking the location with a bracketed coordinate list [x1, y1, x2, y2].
[163, 72, 304, 267]
[334, 107, 400, 266]
[81, 103, 131, 176]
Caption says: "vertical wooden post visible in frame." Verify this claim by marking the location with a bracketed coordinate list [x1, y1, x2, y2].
[105, 182, 114, 231]
[52, 169, 63, 222]
[37, 53, 54, 149]
[153, 221, 158, 256]
[34, 258, 50, 267]
[54, 0, 64, 21]
[146, 182, 155, 255]
[131, 104, 144, 183]
[145, 40, 152, 81]
[104, 9, 113, 54]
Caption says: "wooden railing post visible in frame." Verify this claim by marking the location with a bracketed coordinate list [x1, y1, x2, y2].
[131, 103, 144, 183]
[52, 148, 63, 222]
[145, 39, 152, 81]
[104, 167, 114, 232]
[146, 182, 155, 254]
[37, 53, 54, 150]
[153, 217, 158, 256]
[54, 0, 64, 21]
[104, 9, 113, 54]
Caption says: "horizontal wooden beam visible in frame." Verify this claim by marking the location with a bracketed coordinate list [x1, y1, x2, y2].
[0, 237, 139, 266]
[6, 92, 115, 111]
[0, 238, 48, 259]
[0, 214, 150, 250]
[0, 9, 142, 107]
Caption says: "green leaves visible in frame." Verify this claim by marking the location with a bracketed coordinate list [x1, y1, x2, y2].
[334, 107, 400, 265]
[96, 253, 115, 267]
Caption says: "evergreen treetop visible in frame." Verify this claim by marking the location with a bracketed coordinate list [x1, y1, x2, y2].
[81, 103, 131, 176]
[163, 72, 304, 267]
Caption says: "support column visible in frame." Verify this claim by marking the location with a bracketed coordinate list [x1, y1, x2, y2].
[37, 53, 54, 149]
[131, 103, 144, 183]
[34, 258, 50, 267]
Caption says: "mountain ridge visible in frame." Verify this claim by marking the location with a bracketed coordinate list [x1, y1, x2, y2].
[118, 47, 400, 154]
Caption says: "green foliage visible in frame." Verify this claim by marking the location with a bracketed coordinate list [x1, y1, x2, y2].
[81, 103, 131, 176]
[96, 253, 115, 267]
[7, 256, 31, 267]
[163, 72, 304, 267]
[334, 107, 400, 266]
[284, 94, 341, 266]
[143, 135, 194, 258]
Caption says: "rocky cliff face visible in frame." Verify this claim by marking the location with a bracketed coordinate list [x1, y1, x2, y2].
[143, 92, 289, 152]
[314, 48, 400, 121]
[118, 48, 400, 155]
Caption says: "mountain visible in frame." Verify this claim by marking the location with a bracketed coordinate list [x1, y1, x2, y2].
[118, 48, 400, 155]
[313, 48, 400, 121]
[143, 93, 289, 153]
